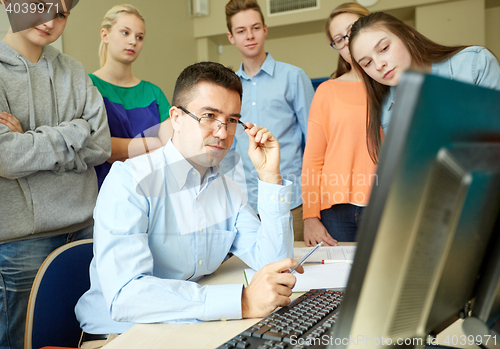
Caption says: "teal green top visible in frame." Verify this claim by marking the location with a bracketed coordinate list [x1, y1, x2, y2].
[90, 74, 171, 188]
[90, 74, 170, 122]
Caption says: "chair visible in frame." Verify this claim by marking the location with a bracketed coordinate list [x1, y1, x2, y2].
[25, 239, 94, 349]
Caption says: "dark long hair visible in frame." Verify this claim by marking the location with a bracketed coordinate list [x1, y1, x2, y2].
[349, 12, 467, 162]
[325, 2, 370, 78]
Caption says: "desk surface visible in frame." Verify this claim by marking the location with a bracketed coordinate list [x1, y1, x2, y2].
[102, 242, 478, 349]
[102, 253, 264, 349]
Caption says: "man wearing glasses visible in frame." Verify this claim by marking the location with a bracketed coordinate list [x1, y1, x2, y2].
[75, 62, 299, 346]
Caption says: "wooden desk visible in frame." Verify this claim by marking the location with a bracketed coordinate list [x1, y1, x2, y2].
[101, 242, 477, 349]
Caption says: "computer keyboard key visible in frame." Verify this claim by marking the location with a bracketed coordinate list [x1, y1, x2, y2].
[221, 290, 342, 349]
[262, 332, 286, 341]
[282, 332, 302, 343]
[252, 325, 273, 337]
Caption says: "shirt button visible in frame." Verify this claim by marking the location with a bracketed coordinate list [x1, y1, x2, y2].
[196, 197, 199, 201]
[199, 260, 203, 265]
[252, 102, 256, 105]
[270, 195, 275, 200]
[280, 234, 283, 238]
[199, 228, 203, 232]
[280, 197, 285, 202]
[252, 82, 256, 85]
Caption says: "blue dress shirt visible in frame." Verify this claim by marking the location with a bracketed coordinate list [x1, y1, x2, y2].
[231, 53, 315, 212]
[381, 46, 500, 132]
[75, 140, 294, 334]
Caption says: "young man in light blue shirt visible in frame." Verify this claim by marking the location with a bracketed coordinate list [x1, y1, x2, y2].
[225, 0, 315, 241]
[75, 62, 300, 343]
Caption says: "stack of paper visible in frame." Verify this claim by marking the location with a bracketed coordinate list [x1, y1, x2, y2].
[293, 246, 356, 263]
[244, 263, 352, 292]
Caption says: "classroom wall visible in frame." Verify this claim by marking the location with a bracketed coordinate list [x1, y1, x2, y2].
[486, 5, 500, 60]
[62, 1, 197, 101]
[416, 0, 485, 47]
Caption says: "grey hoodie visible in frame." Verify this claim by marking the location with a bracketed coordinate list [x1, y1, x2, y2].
[0, 41, 111, 243]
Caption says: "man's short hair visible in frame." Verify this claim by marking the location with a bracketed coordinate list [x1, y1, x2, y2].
[172, 62, 243, 108]
[225, 0, 265, 33]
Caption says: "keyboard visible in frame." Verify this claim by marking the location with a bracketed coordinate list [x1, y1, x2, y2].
[217, 289, 343, 349]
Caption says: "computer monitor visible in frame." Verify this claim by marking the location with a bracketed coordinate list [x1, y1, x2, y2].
[327, 72, 500, 349]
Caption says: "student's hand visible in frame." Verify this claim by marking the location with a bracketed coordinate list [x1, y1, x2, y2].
[304, 217, 338, 247]
[245, 123, 282, 185]
[242, 258, 303, 318]
[0, 111, 24, 134]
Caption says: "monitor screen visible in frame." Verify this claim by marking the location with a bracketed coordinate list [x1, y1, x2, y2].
[327, 72, 500, 349]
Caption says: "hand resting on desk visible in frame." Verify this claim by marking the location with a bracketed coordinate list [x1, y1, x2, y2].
[304, 217, 338, 247]
[241, 258, 304, 318]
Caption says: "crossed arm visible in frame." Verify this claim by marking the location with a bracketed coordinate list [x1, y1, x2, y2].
[0, 82, 111, 179]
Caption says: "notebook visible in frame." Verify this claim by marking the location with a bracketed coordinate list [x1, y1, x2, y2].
[293, 246, 356, 263]
[244, 262, 352, 292]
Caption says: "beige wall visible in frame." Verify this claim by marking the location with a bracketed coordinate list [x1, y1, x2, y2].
[486, 5, 500, 60]
[63, 0, 197, 101]
[416, 0, 485, 47]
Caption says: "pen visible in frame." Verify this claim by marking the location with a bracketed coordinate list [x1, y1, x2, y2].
[304, 260, 345, 264]
[288, 242, 323, 274]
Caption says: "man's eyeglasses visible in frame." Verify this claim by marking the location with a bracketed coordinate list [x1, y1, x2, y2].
[177, 106, 248, 136]
[330, 33, 349, 50]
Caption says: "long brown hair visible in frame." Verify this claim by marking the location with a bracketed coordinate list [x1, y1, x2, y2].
[325, 2, 370, 78]
[349, 12, 467, 162]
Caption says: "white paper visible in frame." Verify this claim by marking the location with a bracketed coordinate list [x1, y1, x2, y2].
[244, 263, 352, 292]
[293, 246, 357, 263]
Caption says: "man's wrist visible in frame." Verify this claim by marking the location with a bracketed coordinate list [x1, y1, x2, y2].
[257, 172, 282, 185]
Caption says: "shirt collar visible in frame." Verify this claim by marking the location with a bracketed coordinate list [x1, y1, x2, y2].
[163, 140, 220, 189]
[236, 53, 275, 80]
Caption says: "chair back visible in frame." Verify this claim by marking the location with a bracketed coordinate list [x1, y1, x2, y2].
[25, 239, 93, 349]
